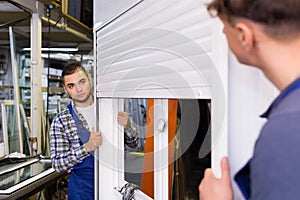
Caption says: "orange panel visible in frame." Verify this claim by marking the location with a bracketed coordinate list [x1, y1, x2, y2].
[168, 99, 178, 200]
[141, 99, 154, 198]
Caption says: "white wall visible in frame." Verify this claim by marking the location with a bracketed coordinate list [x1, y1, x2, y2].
[228, 52, 278, 199]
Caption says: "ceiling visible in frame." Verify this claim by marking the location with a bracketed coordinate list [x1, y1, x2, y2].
[0, 0, 93, 55]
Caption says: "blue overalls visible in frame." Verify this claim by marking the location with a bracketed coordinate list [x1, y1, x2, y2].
[67, 104, 94, 200]
[235, 77, 300, 200]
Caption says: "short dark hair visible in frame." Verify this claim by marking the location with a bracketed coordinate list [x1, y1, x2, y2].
[207, 0, 300, 38]
[61, 62, 89, 85]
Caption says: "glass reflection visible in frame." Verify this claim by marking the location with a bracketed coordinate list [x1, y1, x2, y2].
[124, 98, 148, 188]
[0, 101, 30, 156]
[171, 99, 211, 200]
[0, 160, 52, 190]
[6, 104, 20, 153]
[123, 98, 211, 199]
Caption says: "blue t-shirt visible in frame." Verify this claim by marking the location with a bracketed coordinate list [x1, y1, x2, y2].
[235, 78, 300, 200]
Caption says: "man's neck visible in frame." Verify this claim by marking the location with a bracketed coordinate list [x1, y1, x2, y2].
[257, 37, 300, 91]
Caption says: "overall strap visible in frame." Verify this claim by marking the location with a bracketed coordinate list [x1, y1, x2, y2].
[67, 103, 90, 145]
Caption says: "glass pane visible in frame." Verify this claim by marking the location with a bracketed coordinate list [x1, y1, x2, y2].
[6, 104, 20, 153]
[170, 99, 211, 200]
[0, 101, 30, 156]
[0, 159, 52, 191]
[124, 98, 153, 197]
[123, 98, 211, 200]
[0, 110, 3, 144]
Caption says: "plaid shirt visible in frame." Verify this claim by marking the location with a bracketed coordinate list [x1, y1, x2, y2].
[50, 101, 90, 172]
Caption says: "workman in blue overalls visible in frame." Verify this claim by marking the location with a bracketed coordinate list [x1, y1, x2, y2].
[50, 62, 101, 199]
[50, 62, 130, 199]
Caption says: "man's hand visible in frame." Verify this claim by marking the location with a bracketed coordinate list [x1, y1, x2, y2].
[199, 157, 233, 200]
[117, 112, 130, 128]
[84, 128, 103, 152]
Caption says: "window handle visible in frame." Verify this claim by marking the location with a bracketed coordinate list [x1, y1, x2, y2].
[117, 182, 139, 200]
[158, 119, 166, 132]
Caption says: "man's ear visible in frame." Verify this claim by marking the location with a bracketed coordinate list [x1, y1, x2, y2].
[235, 22, 254, 51]
[63, 85, 68, 95]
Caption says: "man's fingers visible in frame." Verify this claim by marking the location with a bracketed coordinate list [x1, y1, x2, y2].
[117, 112, 127, 120]
[203, 157, 230, 182]
[99, 134, 103, 145]
[93, 133, 103, 146]
[221, 157, 231, 183]
[118, 112, 128, 117]
[91, 127, 102, 135]
[93, 131, 102, 137]
[204, 168, 213, 178]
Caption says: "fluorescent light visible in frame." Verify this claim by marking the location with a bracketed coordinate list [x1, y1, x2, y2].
[22, 47, 79, 52]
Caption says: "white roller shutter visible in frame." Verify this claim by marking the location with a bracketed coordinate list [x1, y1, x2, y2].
[95, 0, 226, 100]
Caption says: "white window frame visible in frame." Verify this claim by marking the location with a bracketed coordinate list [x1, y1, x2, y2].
[94, 0, 229, 199]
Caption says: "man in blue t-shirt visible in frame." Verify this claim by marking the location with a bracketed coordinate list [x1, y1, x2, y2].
[199, 0, 300, 200]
